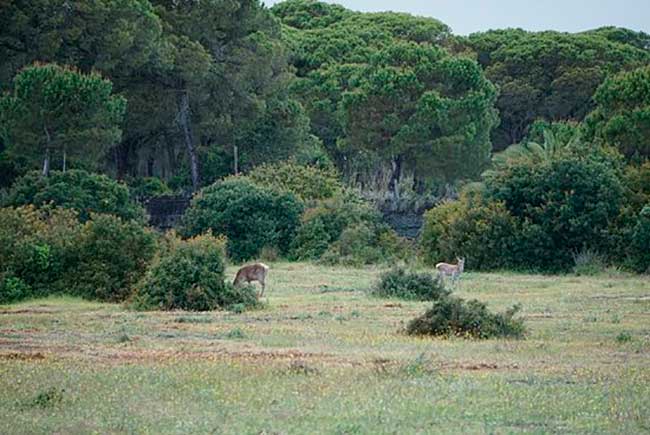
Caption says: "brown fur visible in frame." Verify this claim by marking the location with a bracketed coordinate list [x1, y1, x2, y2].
[233, 263, 270, 297]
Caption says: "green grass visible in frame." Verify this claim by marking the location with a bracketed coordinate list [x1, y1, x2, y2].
[1, 263, 649, 434]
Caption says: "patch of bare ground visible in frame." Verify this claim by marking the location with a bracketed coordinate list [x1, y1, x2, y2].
[0, 308, 59, 315]
[0, 351, 46, 361]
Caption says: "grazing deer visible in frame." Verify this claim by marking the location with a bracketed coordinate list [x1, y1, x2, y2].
[233, 263, 270, 297]
[436, 257, 465, 287]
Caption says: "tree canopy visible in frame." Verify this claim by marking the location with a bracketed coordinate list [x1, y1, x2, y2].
[584, 66, 650, 160]
[466, 29, 650, 150]
[272, 0, 494, 195]
[0, 63, 125, 176]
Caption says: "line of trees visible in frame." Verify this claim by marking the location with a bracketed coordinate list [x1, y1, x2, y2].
[1, 0, 647, 198]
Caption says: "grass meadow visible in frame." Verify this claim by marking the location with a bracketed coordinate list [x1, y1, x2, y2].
[0, 263, 649, 434]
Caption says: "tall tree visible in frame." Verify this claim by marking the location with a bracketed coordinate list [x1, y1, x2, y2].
[0, 63, 126, 176]
[340, 42, 498, 196]
[273, 1, 498, 193]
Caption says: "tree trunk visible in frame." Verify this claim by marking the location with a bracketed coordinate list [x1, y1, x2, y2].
[62, 148, 67, 173]
[42, 148, 51, 177]
[177, 91, 200, 191]
[387, 154, 403, 202]
[233, 145, 239, 175]
[42, 123, 52, 177]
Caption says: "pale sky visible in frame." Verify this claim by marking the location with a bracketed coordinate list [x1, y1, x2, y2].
[264, 0, 650, 35]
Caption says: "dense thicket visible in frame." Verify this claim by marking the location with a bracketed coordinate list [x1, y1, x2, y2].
[0, 206, 156, 303]
[420, 139, 650, 273]
[1, 0, 649, 284]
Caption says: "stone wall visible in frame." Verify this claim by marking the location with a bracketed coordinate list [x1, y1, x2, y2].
[381, 210, 425, 239]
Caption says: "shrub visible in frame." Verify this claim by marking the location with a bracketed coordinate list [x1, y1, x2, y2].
[407, 297, 525, 339]
[290, 190, 407, 264]
[72, 214, 158, 302]
[371, 268, 450, 301]
[131, 233, 258, 311]
[289, 218, 332, 260]
[321, 223, 406, 266]
[290, 193, 376, 260]
[484, 147, 624, 271]
[0, 206, 80, 299]
[0, 205, 157, 303]
[246, 160, 343, 202]
[420, 192, 517, 270]
[0, 276, 31, 304]
[3, 170, 146, 222]
[180, 178, 303, 262]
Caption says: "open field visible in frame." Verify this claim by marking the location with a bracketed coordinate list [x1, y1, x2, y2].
[0, 263, 649, 434]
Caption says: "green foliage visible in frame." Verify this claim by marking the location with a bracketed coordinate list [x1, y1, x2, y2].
[246, 161, 343, 202]
[0, 205, 156, 303]
[627, 206, 650, 273]
[4, 170, 146, 222]
[321, 222, 406, 266]
[491, 123, 581, 171]
[466, 29, 650, 149]
[485, 147, 624, 271]
[0, 63, 125, 174]
[72, 214, 157, 302]
[584, 66, 650, 160]
[181, 178, 303, 262]
[0, 206, 81, 299]
[340, 41, 498, 184]
[127, 177, 172, 201]
[0, 276, 31, 304]
[371, 268, 450, 301]
[407, 297, 525, 339]
[271, 0, 354, 30]
[275, 2, 495, 190]
[290, 190, 407, 264]
[420, 193, 517, 270]
[132, 233, 257, 311]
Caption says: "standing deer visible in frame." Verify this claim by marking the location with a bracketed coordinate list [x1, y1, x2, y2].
[435, 257, 465, 287]
[233, 263, 270, 297]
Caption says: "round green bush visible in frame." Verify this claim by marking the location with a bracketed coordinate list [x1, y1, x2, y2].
[371, 268, 450, 301]
[407, 297, 525, 339]
[73, 214, 158, 302]
[3, 170, 146, 222]
[181, 178, 303, 262]
[132, 233, 258, 311]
